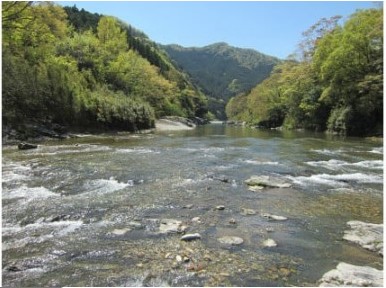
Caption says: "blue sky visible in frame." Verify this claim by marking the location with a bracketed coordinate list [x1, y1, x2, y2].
[58, 1, 379, 59]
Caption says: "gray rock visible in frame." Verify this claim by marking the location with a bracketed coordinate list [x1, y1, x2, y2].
[217, 236, 244, 245]
[262, 213, 288, 221]
[241, 208, 257, 216]
[343, 221, 383, 255]
[159, 219, 186, 234]
[128, 221, 144, 229]
[180, 233, 202, 241]
[216, 205, 225, 210]
[245, 175, 291, 189]
[319, 262, 383, 287]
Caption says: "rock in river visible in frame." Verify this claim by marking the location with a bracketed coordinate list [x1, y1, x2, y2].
[217, 236, 244, 245]
[180, 233, 202, 241]
[343, 221, 383, 256]
[262, 238, 277, 248]
[18, 142, 38, 150]
[159, 219, 186, 234]
[262, 213, 288, 221]
[245, 175, 292, 189]
[319, 262, 383, 287]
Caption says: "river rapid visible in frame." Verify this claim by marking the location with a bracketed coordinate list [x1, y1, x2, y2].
[2, 124, 383, 287]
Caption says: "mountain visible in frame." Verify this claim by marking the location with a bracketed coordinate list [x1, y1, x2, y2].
[163, 42, 281, 119]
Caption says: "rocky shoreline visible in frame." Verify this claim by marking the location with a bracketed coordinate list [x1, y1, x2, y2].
[318, 220, 383, 287]
[2, 116, 209, 145]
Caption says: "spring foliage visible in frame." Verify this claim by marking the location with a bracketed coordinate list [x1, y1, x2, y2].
[226, 8, 383, 136]
[2, 2, 208, 132]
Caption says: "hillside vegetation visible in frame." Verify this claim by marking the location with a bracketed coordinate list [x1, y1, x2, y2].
[2, 2, 209, 137]
[226, 8, 383, 136]
[163, 43, 280, 119]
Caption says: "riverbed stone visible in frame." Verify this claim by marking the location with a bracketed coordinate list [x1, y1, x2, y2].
[262, 213, 288, 221]
[180, 233, 202, 241]
[318, 262, 383, 287]
[343, 221, 383, 255]
[18, 142, 38, 150]
[263, 239, 277, 248]
[245, 175, 292, 189]
[241, 208, 257, 216]
[159, 219, 186, 234]
[217, 236, 244, 245]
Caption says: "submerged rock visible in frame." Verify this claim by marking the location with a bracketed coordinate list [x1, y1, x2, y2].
[245, 175, 292, 189]
[159, 219, 186, 234]
[18, 142, 38, 150]
[241, 208, 257, 216]
[319, 262, 383, 287]
[343, 221, 383, 255]
[217, 236, 244, 245]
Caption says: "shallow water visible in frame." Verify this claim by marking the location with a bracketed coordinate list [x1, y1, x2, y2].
[2, 124, 383, 286]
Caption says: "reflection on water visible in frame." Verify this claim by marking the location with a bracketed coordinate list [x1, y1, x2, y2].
[2, 124, 383, 286]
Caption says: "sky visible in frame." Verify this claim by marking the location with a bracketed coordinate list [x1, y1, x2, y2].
[58, 1, 379, 59]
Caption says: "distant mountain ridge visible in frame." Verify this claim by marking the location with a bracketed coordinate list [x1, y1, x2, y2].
[163, 42, 281, 119]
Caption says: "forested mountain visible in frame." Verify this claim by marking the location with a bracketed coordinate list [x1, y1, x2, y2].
[2, 2, 209, 137]
[226, 8, 383, 136]
[163, 43, 280, 119]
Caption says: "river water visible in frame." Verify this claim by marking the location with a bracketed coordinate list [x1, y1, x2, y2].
[2, 124, 383, 286]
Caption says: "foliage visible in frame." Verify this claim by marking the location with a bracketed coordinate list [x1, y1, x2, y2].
[3, 2, 209, 133]
[163, 42, 280, 120]
[226, 8, 383, 136]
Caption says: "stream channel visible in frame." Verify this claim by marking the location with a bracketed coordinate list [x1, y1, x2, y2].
[2, 123, 383, 286]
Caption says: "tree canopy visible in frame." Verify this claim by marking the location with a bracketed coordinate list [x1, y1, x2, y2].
[3, 2, 209, 134]
[226, 8, 383, 136]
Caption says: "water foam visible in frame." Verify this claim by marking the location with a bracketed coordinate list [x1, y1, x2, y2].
[82, 178, 130, 195]
[3, 185, 59, 202]
[289, 172, 383, 187]
[306, 159, 383, 170]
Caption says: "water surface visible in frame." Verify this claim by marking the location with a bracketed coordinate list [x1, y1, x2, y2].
[2, 124, 383, 286]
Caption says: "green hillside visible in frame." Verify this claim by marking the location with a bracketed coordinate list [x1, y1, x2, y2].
[2, 2, 209, 138]
[226, 9, 383, 136]
[163, 42, 280, 119]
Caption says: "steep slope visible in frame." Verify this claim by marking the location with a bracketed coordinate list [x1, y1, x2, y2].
[163, 42, 281, 119]
[2, 3, 209, 140]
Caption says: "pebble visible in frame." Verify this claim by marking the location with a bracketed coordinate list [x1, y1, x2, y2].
[216, 205, 225, 210]
[241, 208, 256, 215]
[183, 204, 194, 209]
[111, 228, 131, 235]
[180, 233, 202, 241]
[229, 218, 236, 224]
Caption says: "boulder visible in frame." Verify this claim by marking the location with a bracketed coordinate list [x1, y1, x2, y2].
[343, 221, 383, 255]
[245, 175, 291, 189]
[18, 142, 38, 150]
[319, 262, 383, 287]
[217, 236, 244, 245]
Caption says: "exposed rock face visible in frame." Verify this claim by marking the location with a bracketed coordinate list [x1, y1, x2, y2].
[343, 221, 383, 256]
[245, 175, 292, 189]
[319, 262, 383, 287]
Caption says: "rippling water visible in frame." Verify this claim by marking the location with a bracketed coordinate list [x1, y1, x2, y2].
[2, 124, 383, 286]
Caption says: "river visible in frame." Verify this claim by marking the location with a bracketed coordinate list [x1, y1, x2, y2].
[2, 123, 383, 286]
